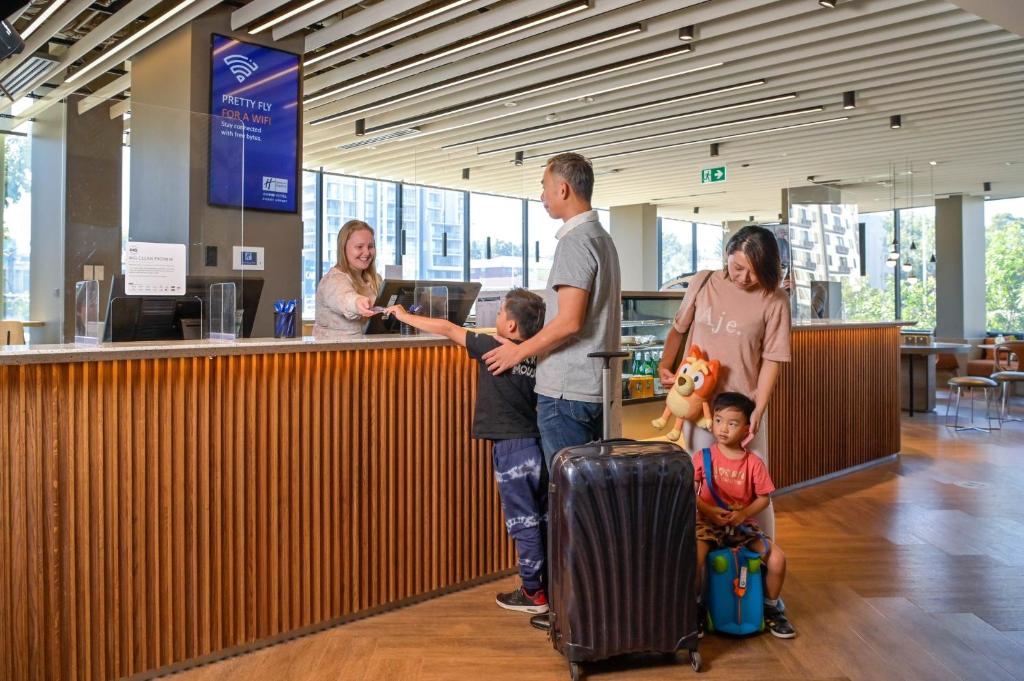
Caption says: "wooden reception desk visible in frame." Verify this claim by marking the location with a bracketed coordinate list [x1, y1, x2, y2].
[0, 336, 512, 681]
[1, 321, 903, 681]
[765, 321, 902, 489]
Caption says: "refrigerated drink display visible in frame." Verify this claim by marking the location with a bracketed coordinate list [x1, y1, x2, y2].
[620, 291, 687, 405]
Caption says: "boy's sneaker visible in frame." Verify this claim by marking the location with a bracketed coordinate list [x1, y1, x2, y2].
[765, 605, 796, 639]
[496, 586, 549, 614]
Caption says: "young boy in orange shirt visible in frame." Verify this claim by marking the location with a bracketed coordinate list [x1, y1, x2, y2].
[693, 392, 796, 638]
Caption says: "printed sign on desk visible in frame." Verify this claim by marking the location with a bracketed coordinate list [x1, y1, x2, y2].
[208, 34, 300, 213]
[125, 242, 187, 295]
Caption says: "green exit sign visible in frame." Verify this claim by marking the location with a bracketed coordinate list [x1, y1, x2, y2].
[701, 166, 727, 184]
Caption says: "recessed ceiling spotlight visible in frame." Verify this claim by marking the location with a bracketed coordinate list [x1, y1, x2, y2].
[504, 101, 519, 107]
[807, 175, 816, 182]
[890, 114, 902, 129]
[545, 113, 560, 121]
[819, 0, 838, 7]
[842, 90, 856, 109]
[985, 195, 991, 200]
[577, 96, 595, 104]
[929, 160, 938, 166]
[678, 25, 695, 41]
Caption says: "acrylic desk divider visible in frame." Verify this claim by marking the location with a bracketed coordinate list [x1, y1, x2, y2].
[414, 285, 449, 321]
[74, 280, 100, 345]
[209, 282, 237, 341]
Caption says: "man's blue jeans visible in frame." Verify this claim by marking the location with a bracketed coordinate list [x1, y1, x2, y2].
[537, 394, 603, 469]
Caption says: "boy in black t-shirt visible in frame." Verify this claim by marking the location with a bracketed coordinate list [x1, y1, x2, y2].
[385, 289, 549, 615]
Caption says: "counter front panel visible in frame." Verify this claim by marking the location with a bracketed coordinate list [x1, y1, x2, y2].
[0, 343, 512, 681]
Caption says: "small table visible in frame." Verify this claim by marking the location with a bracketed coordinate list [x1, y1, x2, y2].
[900, 342, 971, 416]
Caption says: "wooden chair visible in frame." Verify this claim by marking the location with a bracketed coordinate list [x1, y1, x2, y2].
[0, 320, 26, 346]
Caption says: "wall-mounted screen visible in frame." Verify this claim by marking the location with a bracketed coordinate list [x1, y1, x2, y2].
[209, 34, 300, 213]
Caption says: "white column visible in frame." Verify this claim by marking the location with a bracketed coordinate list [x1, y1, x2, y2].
[609, 203, 659, 291]
[935, 194, 986, 341]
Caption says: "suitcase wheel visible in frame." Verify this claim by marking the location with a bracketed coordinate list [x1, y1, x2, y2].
[689, 650, 703, 673]
[569, 661, 583, 681]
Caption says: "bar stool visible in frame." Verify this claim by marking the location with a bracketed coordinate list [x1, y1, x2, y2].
[945, 376, 1000, 432]
[992, 343, 1024, 423]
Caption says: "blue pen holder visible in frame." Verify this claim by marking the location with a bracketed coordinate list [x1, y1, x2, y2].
[273, 299, 299, 338]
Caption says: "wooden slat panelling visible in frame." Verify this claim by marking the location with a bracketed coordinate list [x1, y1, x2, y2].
[767, 326, 902, 490]
[0, 345, 512, 681]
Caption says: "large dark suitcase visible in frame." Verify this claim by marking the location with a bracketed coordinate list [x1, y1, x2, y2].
[546, 353, 701, 680]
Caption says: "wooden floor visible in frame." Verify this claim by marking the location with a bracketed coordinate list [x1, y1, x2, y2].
[173, 401, 1024, 681]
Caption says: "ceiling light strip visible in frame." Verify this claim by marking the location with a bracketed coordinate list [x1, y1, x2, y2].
[520, 106, 825, 158]
[304, 0, 476, 62]
[21, 0, 68, 39]
[587, 117, 850, 161]
[66, 0, 202, 84]
[307, 0, 590, 92]
[305, 22, 642, 111]
[425, 61, 722, 138]
[448, 82, 776, 150]
[250, 0, 333, 34]
[350, 44, 697, 133]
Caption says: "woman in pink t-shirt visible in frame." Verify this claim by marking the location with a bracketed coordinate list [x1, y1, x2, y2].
[657, 225, 792, 536]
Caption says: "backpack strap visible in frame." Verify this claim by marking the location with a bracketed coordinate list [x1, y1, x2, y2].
[703, 447, 772, 559]
[701, 447, 730, 510]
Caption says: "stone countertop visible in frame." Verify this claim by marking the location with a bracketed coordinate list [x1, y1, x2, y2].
[0, 334, 454, 366]
[792, 320, 910, 330]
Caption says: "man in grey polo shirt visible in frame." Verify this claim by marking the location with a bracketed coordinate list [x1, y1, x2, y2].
[485, 152, 621, 461]
[484, 154, 621, 631]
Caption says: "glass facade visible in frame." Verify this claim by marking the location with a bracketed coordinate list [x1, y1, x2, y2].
[1, 133, 31, 320]
[659, 218, 695, 285]
[985, 196, 1024, 332]
[470, 193, 523, 291]
[527, 200, 561, 289]
[401, 183, 464, 281]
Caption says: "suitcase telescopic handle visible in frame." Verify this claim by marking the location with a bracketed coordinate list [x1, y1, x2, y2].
[588, 351, 630, 441]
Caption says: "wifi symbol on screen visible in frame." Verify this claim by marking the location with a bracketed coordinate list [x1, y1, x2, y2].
[224, 54, 259, 83]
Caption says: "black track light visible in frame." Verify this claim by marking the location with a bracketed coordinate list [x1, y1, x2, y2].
[843, 90, 856, 109]
[462, 167, 470, 180]
[710, 142, 720, 157]
[749, 216, 755, 222]
[983, 181, 992, 192]
[694, 206, 700, 215]
[819, 0, 837, 7]
[355, 118, 366, 136]
[514, 151, 524, 166]
[890, 114, 902, 129]
[678, 25, 695, 41]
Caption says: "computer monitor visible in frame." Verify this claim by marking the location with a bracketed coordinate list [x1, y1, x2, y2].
[102, 275, 264, 341]
[363, 279, 481, 335]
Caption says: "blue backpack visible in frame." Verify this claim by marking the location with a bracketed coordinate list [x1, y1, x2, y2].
[700, 447, 767, 636]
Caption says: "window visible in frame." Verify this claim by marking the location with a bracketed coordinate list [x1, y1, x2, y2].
[528, 200, 561, 288]
[985, 196, 1024, 331]
[301, 171, 318, 319]
[321, 174, 398, 279]
[401, 184, 464, 280]
[660, 218, 694, 285]
[898, 206, 936, 330]
[470, 193, 523, 291]
[527, 200, 560, 288]
[696, 222, 724, 270]
[596, 208, 610, 230]
[1, 133, 31, 320]
[842, 211, 896, 322]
